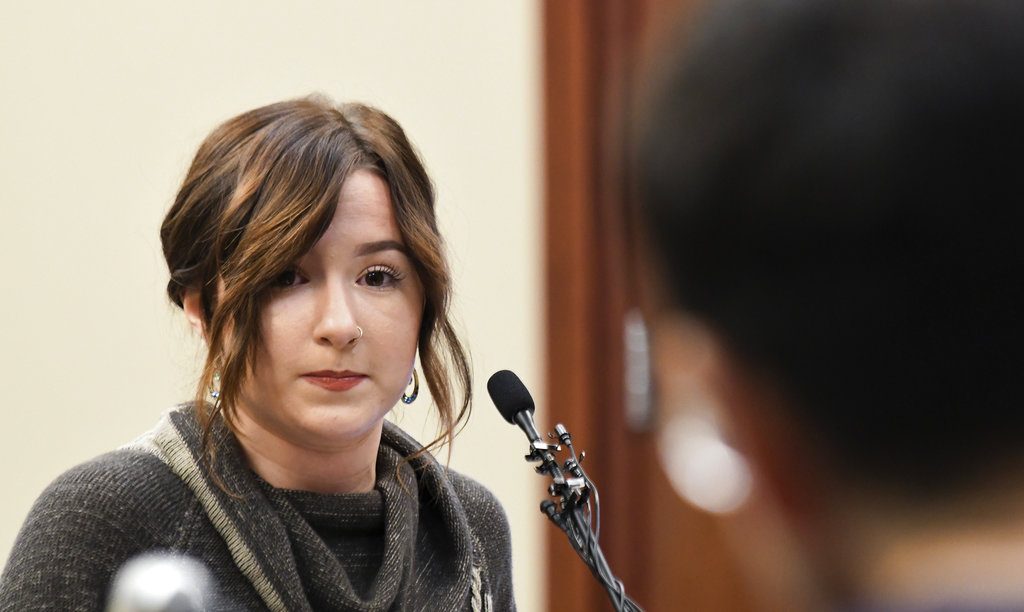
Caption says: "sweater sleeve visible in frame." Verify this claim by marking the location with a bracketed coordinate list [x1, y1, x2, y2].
[0, 450, 186, 612]
[452, 473, 517, 612]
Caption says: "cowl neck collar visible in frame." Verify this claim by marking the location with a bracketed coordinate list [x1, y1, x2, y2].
[131, 405, 476, 611]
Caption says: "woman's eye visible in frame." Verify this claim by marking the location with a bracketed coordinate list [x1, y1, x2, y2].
[365, 270, 387, 287]
[360, 265, 402, 288]
[273, 268, 306, 287]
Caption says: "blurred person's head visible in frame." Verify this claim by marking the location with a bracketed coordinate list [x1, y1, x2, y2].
[635, 0, 1024, 608]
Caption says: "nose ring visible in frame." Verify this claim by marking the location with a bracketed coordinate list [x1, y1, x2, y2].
[354, 325, 364, 343]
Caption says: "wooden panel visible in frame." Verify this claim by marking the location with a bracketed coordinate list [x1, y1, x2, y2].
[543, 2, 604, 609]
[543, 0, 758, 610]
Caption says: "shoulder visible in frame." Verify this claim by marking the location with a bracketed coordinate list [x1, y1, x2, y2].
[1, 449, 193, 608]
[447, 469, 511, 529]
[445, 470, 513, 560]
[34, 447, 191, 528]
[446, 469, 517, 608]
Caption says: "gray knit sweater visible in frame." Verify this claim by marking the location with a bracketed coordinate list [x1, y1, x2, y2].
[0, 406, 515, 611]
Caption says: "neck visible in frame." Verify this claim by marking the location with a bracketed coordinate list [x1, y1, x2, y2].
[231, 410, 383, 494]
[829, 488, 1024, 608]
[860, 526, 1024, 607]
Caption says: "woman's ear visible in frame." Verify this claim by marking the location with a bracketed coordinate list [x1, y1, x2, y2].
[182, 289, 208, 339]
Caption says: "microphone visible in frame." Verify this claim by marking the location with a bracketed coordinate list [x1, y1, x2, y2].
[106, 552, 216, 612]
[487, 369, 543, 443]
[488, 369, 644, 612]
[487, 369, 567, 490]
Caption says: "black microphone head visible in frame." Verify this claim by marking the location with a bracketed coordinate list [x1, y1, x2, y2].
[487, 370, 535, 424]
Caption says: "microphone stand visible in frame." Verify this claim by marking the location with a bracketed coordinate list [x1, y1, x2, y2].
[525, 424, 643, 612]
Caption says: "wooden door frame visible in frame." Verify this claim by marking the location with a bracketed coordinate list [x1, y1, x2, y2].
[542, 2, 755, 610]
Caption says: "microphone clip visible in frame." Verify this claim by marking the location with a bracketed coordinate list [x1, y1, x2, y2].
[523, 425, 593, 515]
[525, 422, 643, 611]
[525, 439, 560, 459]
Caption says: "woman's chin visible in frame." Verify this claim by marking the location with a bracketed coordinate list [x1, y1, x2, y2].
[286, 411, 388, 452]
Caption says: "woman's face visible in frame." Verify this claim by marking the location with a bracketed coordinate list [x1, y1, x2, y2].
[237, 169, 424, 452]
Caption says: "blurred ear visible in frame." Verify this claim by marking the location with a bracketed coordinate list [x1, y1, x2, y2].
[710, 342, 827, 528]
[651, 312, 823, 520]
[649, 313, 717, 415]
[182, 288, 208, 340]
[652, 313, 827, 609]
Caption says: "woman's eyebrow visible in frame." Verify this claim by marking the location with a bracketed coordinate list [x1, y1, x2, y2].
[355, 240, 409, 256]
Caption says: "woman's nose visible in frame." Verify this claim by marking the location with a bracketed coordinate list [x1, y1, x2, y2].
[313, 286, 361, 348]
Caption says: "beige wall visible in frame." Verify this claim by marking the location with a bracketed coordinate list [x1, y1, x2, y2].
[0, 2, 544, 609]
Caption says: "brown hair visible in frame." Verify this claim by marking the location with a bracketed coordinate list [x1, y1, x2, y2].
[160, 96, 471, 471]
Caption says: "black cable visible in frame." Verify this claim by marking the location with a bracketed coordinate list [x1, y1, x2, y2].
[567, 507, 643, 612]
[570, 457, 642, 611]
[533, 422, 644, 611]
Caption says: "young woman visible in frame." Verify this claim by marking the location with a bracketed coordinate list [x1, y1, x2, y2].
[0, 97, 514, 611]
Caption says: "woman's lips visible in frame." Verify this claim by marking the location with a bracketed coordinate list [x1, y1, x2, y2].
[302, 371, 367, 392]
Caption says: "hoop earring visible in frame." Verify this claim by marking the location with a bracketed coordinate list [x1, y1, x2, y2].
[401, 369, 419, 405]
[209, 372, 221, 401]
